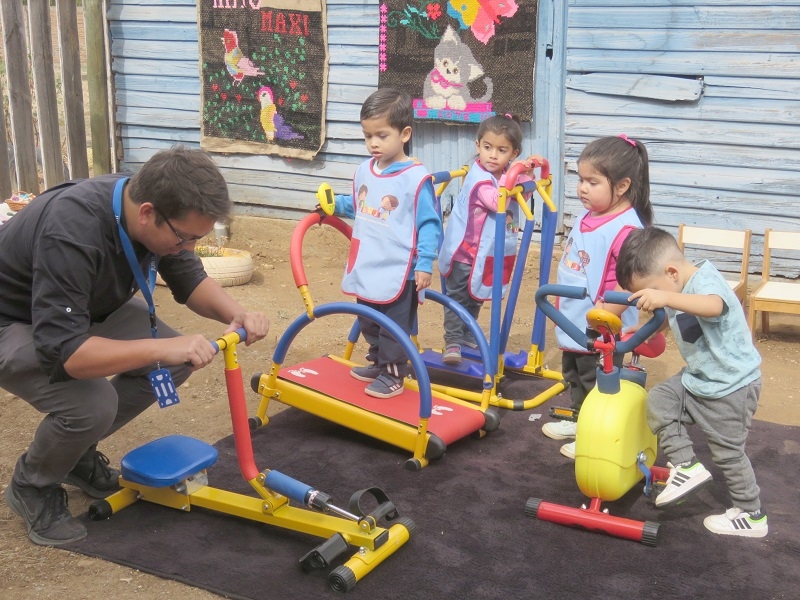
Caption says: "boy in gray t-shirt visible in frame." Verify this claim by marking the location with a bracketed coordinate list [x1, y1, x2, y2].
[616, 227, 767, 538]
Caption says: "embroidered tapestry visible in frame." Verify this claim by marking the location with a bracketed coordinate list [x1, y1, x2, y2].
[198, 0, 328, 159]
[378, 1, 537, 124]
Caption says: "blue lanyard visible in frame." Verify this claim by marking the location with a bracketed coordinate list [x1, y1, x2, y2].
[112, 177, 160, 339]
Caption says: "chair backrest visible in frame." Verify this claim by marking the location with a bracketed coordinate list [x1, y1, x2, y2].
[761, 229, 800, 283]
[677, 224, 751, 289]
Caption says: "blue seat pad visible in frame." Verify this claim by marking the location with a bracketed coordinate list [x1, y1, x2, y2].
[121, 435, 218, 487]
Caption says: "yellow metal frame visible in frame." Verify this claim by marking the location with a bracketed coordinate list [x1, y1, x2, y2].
[252, 353, 492, 470]
[427, 169, 566, 410]
[99, 331, 412, 590]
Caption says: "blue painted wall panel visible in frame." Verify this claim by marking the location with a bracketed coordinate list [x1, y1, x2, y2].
[109, 1, 800, 277]
[562, 0, 800, 277]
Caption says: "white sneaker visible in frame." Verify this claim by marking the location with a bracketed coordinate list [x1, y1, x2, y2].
[559, 441, 576, 460]
[655, 461, 712, 508]
[704, 507, 768, 538]
[542, 420, 577, 440]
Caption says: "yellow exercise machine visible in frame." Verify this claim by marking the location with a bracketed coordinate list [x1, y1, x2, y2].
[524, 285, 670, 545]
[89, 329, 414, 592]
[419, 158, 566, 410]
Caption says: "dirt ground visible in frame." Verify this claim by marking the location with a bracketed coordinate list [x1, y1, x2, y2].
[1, 215, 799, 599]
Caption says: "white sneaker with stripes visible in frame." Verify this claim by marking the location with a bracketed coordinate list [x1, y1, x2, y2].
[704, 507, 768, 538]
[654, 461, 712, 507]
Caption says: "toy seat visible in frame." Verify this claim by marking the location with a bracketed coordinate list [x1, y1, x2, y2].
[121, 435, 218, 487]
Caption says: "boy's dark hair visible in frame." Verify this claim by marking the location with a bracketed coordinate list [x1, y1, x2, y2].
[579, 136, 653, 226]
[476, 114, 523, 155]
[616, 226, 681, 290]
[360, 88, 414, 133]
[129, 146, 231, 223]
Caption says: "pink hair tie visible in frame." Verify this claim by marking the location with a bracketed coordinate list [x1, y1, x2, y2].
[504, 113, 513, 119]
[618, 133, 637, 147]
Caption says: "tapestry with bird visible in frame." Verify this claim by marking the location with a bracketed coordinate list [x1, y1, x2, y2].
[198, 0, 328, 159]
[378, 0, 537, 124]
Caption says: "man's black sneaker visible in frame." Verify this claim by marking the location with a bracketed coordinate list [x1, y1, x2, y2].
[5, 481, 87, 546]
[63, 445, 121, 499]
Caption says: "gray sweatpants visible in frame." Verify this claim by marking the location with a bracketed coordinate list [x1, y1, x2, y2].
[647, 371, 762, 512]
[0, 298, 192, 489]
[443, 261, 483, 347]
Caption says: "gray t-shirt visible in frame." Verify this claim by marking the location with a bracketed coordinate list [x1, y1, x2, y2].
[667, 260, 761, 398]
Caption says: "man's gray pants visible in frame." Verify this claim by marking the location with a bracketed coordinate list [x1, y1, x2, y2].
[0, 298, 192, 489]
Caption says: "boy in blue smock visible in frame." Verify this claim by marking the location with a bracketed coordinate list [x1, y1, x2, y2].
[326, 88, 441, 398]
[617, 227, 767, 538]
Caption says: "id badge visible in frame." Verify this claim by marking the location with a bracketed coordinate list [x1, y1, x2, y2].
[149, 367, 180, 408]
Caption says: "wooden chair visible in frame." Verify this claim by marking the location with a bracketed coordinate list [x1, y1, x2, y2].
[748, 229, 800, 337]
[677, 224, 752, 305]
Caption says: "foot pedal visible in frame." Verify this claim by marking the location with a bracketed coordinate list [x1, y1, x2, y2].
[548, 406, 577, 421]
[299, 533, 349, 571]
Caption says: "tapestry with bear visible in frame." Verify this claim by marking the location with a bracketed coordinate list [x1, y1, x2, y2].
[198, 0, 328, 159]
[378, 1, 537, 124]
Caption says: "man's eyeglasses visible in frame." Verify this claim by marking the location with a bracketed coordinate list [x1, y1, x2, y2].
[154, 206, 205, 247]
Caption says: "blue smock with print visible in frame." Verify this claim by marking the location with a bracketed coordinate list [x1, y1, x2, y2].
[555, 208, 642, 352]
[341, 159, 432, 303]
[439, 163, 517, 301]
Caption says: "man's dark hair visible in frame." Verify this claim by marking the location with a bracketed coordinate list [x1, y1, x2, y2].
[128, 146, 231, 223]
[616, 226, 681, 290]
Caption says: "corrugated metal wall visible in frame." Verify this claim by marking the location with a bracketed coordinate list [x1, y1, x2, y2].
[562, 0, 800, 276]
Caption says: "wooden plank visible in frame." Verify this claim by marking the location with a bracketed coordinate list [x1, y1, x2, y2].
[325, 120, 364, 140]
[85, 0, 112, 175]
[329, 45, 377, 66]
[118, 100, 365, 132]
[121, 125, 201, 142]
[565, 114, 800, 150]
[566, 89, 800, 126]
[224, 180, 348, 211]
[325, 83, 374, 104]
[566, 49, 800, 78]
[111, 39, 199, 61]
[56, 0, 90, 180]
[564, 160, 799, 196]
[562, 181, 797, 221]
[116, 74, 201, 94]
[117, 105, 200, 128]
[703, 76, 800, 101]
[1, 0, 39, 193]
[111, 57, 200, 77]
[564, 141, 800, 173]
[324, 102, 361, 122]
[116, 0, 195, 5]
[318, 138, 366, 156]
[117, 89, 199, 110]
[110, 22, 198, 41]
[566, 73, 702, 101]
[115, 75, 370, 107]
[328, 27, 377, 47]
[328, 64, 378, 87]
[325, 4, 378, 25]
[107, 5, 197, 22]
[214, 153, 359, 181]
[568, 6, 800, 30]
[568, 28, 800, 53]
[0, 74, 12, 199]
